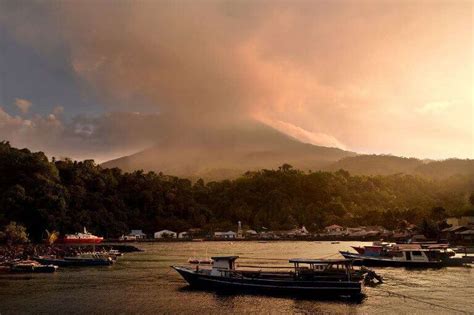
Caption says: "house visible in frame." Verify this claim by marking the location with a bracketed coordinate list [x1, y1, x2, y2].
[120, 229, 147, 241]
[178, 231, 189, 239]
[154, 230, 177, 239]
[214, 231, 237, 239]
[441, 226, 470, 241]
[324, 224, 345, 235]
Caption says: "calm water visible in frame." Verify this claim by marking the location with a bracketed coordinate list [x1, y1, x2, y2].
[1, 241, 473, 314]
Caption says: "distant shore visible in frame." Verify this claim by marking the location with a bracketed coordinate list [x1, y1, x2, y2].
[102, 237, 474, 246]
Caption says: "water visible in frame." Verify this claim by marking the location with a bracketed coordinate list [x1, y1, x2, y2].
[1, 241, 473, 314]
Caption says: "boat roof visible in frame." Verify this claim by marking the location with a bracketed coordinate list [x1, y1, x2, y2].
[210, 256, 239, 260]
[289, 258, 356, 264]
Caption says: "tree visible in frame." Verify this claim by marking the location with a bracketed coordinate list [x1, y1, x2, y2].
[1, 221, 29, 244]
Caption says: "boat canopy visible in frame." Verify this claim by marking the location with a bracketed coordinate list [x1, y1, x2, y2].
[211, 256, 239, 261]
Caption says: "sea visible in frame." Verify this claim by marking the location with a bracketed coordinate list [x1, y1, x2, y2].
[1, 241, 473, 314]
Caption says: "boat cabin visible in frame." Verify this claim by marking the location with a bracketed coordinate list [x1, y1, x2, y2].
[210, 256, 239, 276]
[289, 258, 356, 280]
[391, 249, 443, 262]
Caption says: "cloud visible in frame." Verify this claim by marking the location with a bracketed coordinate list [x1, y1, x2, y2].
[0, 1, 472, 159]
[15, 98, 32, 114]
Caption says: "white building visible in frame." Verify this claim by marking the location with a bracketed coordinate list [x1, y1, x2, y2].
[130, 230, 147, 239]
[214, 231, 237, 239]
[154, 230, 177, 239]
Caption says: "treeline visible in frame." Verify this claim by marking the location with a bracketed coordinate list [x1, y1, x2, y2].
[0, 142, 473, 241]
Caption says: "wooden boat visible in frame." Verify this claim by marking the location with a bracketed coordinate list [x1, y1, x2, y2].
[10, 260, 58, 273]
[340, 247, 468, 267]
[173, 256, 381, 298]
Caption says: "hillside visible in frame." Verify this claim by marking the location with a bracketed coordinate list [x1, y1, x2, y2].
[326, 155, 474, 178]
[1, 141, 473, 241]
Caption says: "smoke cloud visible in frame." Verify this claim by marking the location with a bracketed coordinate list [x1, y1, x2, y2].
[0, 0, 472, 160]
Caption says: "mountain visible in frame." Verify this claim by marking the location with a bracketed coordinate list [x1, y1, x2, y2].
[101, 122, 356, 179]
[102, 121, 473, 180]
[326, 155, 474, 179]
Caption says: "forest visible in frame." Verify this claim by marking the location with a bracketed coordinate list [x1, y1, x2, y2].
[0, 141, 473, 241]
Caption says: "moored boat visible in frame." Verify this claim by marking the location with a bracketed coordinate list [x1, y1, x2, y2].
[60, 227, 103, 244]
[340, 247, 468, 268]
[34, 254, 114, 267]
[173, 256, 381, 298]
[10, 260, 58, 273]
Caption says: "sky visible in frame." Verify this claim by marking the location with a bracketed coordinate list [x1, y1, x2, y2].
[0, 0, 472, 162]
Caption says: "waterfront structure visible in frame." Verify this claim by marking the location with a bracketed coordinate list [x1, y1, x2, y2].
[214, 231, 237, 239]
[154, 230, 177, 239]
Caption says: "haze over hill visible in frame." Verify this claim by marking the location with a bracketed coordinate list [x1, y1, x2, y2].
[102, 121, 473, 180]
[102, 121, 355, 179]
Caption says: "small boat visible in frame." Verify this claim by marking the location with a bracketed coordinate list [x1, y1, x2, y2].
[10, 260, 58, 273]
[173, 256, 381, 298]
[60, 227, 103, 244]
[34, 254, 114, 267]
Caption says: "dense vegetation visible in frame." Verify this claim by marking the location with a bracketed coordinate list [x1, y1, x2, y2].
[0, 142, 473, 241]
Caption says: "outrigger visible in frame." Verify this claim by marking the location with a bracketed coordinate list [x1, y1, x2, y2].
[172, 256, 381, 298]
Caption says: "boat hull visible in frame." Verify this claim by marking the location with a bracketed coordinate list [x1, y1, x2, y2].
[340, 251, 448, 268]
[172, 266, 362, 297]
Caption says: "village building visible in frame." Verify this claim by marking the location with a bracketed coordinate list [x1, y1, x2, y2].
[324, 224, 345, 235]
[441, 225, 470, 241]
[120, 229, 147, 240]
[214, 231, 237, 239]
[154, 230, 177, 239]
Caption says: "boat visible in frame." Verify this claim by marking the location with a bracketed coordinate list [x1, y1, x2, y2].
[172, 256, 381, 298]
[340, 245, 469, 267]
[10, 260, 58, 273]
[60, 227, 103, 244]
[34, 254, 114, 267]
